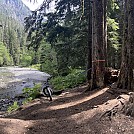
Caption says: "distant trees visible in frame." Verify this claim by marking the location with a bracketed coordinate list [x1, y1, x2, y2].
[0, 13, 28, 66]
[107, 0, 121, 68]
[0, 0, 31, 67]
[0, 42, 12, 66]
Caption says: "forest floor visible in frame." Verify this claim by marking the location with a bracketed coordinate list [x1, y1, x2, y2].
[0, 84, 134, 134]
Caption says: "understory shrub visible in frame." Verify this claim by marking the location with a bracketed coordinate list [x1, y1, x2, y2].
[50, 69, 86, 90]
[7, 101, 19, 113]
[22, 97, 33, 105]
[20, 54, 32, 67]
[41, 60, 58, 76]
[22, 84, 41, 100]
[29, 64, 41, 70]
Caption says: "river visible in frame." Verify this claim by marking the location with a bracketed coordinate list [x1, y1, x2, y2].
[0, 67, 50, 113]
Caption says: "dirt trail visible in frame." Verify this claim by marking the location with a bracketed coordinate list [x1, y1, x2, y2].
[0, 85, 134, 134]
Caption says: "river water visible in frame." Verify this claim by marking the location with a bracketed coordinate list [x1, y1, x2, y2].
[0, 67, 50, 113]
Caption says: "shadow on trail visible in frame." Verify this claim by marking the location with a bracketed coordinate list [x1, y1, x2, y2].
[7, 87, 120, 121]
[2, 86, 132, 134]
[25, 111, 120, 134]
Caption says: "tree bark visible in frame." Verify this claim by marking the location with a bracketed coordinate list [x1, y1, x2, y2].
[117, 0, 134, 91]
[127, 0, 134, 90]
[90, 0, 106, 89]
[103, 0, 108, 67]
[87, 0, 92, 82]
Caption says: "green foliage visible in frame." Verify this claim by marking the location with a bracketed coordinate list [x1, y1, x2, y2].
[0, 1, 29, 66]
[108, 18, 119, 31]
[40, 42, 58, 76]
[22, 97, 33, 105]
[20, 54, 32, 67]
[7, 101, 19, 113]
[41, 60, 58, 76]
[24, 0, 89, 74]
[29, 64, 41, 70]
[0, 57, 3, 66]
[50, 69, 86, 90]
[0, 42, 12, 66]
[24, 0, 122, 76]
[23, 84, 41, 100]
[107, 0, 121, 68]
[107, 17, 120, 50]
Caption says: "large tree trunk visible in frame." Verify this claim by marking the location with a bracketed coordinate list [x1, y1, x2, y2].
[127, 0, 134, 90]
[90, 0, 106, 89]
[117, 0, 134, 91]
[103, 0, 108, 67]
[117, 0, 134, 117]
[87, 0, 92, 82]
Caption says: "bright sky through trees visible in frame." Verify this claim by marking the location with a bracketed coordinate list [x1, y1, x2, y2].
[22, 0, 44, 11]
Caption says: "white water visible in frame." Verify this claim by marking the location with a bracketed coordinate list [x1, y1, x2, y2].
[0, 67, 50, 99]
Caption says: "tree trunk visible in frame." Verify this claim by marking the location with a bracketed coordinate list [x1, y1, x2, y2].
[87, 0, 92, 82]
[103, 0, 108, 67]
[117, 0, 134, 91]
[90, 0, 106, 89]
[127, 0, 134, 90]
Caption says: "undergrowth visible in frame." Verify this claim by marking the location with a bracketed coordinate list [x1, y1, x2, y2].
[29, 64, 41, 70]
[22, 83, 41, 100]
[7, 84, 42, 113]
[50, 69, 86, 90]
[7, 101, 19, 113]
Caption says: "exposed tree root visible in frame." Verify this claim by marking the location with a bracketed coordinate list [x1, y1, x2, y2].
[100, 92, 134, 120]
[123, 92, 134, 117]
[100, 104, 119, 121]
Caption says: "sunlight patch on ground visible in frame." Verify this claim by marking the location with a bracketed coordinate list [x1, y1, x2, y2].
[47, 87, 109, 111]
[0, 118, 33, 134]
[98, 94, 130, 111]
[68, 108, 100, 124]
